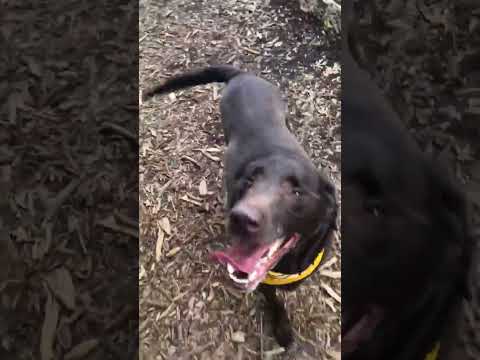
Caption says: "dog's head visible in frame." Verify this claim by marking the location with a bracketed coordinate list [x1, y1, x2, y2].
[212, 153, 337, 291]
[341, 107, 470, 357]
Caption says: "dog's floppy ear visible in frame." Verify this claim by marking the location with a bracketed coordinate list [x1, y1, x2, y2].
[317, 172, 338, 231]
[427, 158, 472, 299]
[317, 171, 337, 200]
[427, 153, 466, 219]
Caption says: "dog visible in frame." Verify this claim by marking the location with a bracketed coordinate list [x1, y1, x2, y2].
[143, 65, 338, 348]
[342, 2, 472, 359]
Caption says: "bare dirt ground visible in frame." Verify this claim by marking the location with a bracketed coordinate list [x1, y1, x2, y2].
[139, 0, 341, 359]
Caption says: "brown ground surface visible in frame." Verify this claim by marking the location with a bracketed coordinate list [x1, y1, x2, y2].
[140, 0, 480, 359]
[139, 1, 341, 359]
[1, 2, 138, 360]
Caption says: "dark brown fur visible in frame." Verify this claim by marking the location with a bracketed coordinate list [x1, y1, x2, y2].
[342, 1, 472, 359]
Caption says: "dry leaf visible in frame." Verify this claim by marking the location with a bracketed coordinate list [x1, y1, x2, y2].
[326, 349, 341, 360]
[166, 246, 181, 257]
[40, 288, 59, 360]
[155, 228, 165, 262]
[199, 180, 208, 196]
[64, 339, 99, 360]
[231, 331, 245, 343]
[159, 217, 171, 235]
[25, 56, 43, 76]
[32, 222, 53, 261]
[45, 267, 76, 310]
[139, 265, 146, 280]
[57, 322, 72, 349]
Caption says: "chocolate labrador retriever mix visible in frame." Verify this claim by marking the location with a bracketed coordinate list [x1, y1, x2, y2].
[342, 2, 472, 359]
[143, 66, 338, 348]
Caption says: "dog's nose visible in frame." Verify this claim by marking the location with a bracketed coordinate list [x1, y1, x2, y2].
[230, 206, 262, 234]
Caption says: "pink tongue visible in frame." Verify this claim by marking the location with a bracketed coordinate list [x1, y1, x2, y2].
[211, 242, 274, 273]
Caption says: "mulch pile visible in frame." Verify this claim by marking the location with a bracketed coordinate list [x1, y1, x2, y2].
[1, 1, 138, 359]
[140, 0, 341, 359]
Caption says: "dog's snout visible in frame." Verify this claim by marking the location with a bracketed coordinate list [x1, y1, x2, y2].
[230, 206, 262, 235]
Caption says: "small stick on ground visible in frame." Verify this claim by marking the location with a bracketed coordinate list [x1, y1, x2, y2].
[101, 121, 138, 143]
[97, 215, 139, 238]
[45, 177, 83, 221]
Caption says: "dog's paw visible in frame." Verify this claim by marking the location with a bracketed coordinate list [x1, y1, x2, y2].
[278, 341, 316, 360]
[274, 321, 294, 348]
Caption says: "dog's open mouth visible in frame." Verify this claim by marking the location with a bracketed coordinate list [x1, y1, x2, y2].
[211, 233, 300, 291]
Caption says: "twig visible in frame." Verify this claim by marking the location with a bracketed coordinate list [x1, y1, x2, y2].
[194, 149, 221, 162]
[172, 291, 190, 302]
[114, 210, 138, 228]
[158, 302, 175, 321]
[181, 155, 202, 168]
[144, 299, 165, 308]
[45, 178, 82, 221]
[198, 271, 214, 294]
[321, 283, 341, 303]
[320, 270, 341, 279]
[179, 195, 202, 207]
[76, 226, 88, 254]
[97, 215, 139, 238]
[159, 179, 173, 198]
[101, 121, 137, 143]
[241, 46, 261, 55]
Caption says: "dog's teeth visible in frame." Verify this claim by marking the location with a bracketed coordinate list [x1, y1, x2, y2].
[227, 263, 235, 274]
[267, 246, 276, 257]
[229, 272, 248, 284]
[267, 239, 283, 257]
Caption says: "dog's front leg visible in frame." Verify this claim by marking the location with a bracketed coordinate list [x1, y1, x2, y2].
[259, 284, 294, 348]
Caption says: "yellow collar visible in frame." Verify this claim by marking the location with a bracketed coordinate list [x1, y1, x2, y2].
[261, 248, 325, 286]
[262, 251, 441, 360]
[425, 342, 440, 360]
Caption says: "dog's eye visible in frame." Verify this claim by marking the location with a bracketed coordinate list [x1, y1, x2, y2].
[246, 176, 255, 187]
[293, 188, 302, 197]
[287, 176, 300, 188]
[245, 167, 263, 188]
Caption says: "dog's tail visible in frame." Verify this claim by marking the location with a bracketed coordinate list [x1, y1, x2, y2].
[142, 65, 244, 101]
